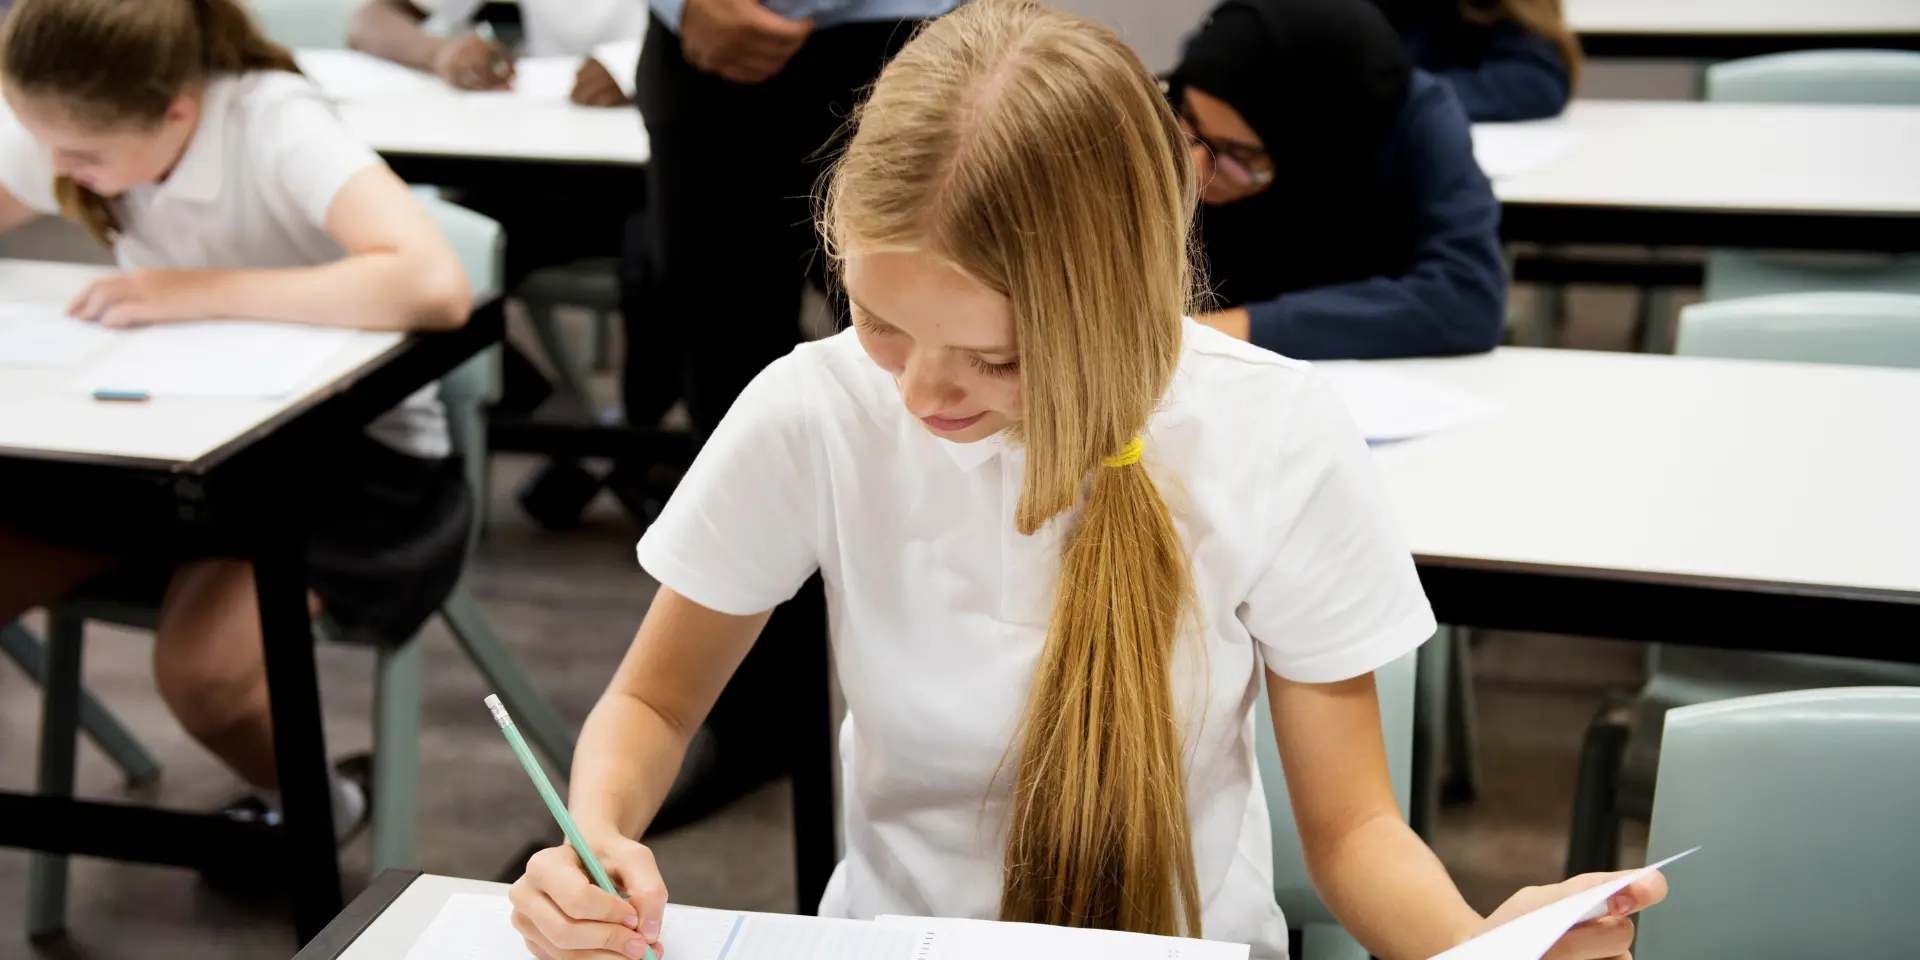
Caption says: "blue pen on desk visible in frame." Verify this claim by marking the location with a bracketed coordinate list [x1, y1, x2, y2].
[486, 695, 657, 960]
[92, 389, 149, 402]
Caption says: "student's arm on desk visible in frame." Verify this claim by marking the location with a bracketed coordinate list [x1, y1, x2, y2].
[348, 0, 514, 89]
[69, 167, 471, 331]
[1269, 671, 1667, 960]
[510, 586, 769, 959]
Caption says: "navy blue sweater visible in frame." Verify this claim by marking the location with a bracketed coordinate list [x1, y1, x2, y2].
[1397, 13, 1571, 122]
[1245, 71, 1506, 360]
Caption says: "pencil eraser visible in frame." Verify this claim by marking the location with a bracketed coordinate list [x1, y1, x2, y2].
[92, 389, 150, 402]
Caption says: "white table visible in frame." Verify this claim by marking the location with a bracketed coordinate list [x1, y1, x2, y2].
[1568, 0, 1920, 58]
[0, 260, 410, 466]
[298, 48, 651, 171]
[306, 873, 510, 960]
[1478, 100, 1920, 252]
[1373, 347, 1920, 652]
[0, 258, 498, 942]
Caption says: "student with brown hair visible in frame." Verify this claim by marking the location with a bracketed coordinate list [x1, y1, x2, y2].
[0, 0, 472, 840]
[1375, 0, 1582, 121]
[506, 3, 1663, 959]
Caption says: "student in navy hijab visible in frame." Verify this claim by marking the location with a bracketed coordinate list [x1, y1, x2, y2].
[1375, 0, 1581, 121]
[1176, 0, 1505, 360]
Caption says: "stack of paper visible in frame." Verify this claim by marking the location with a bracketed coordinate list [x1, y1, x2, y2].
[0, 302, 112, 367]
[1470, 123, 1578, 180]
[66, 321, 356, 398]
[1312, 361, 1502, 444]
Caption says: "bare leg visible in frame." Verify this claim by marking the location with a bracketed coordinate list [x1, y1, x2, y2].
[0, 527, 118, 627]
[153, 559, 320, 791]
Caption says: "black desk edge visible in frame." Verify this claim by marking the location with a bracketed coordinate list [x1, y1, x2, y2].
[1579, 31, 1920, 60]
[294, 869, 423, 960]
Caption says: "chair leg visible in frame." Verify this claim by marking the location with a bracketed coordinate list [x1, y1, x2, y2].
[28, 613, 85, 940]
[1634, 286, 1674, 354]
[1566, 693, 1633, 877]
[1529, 282, 1566, 348]
[588, 309, 615, 372]
[370, 640, 423, 875]
[527, 303, 593, 409]
[0, 622, 162, 788]
[439, 583, 577, 774]
[1442, 629, 1483, 804]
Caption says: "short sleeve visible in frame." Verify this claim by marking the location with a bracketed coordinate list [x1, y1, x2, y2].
[0, 113, 59, 214]
[636, 353, 821, 616]
[253, 82, 383, 229]
[1241, 373, 1437, 683]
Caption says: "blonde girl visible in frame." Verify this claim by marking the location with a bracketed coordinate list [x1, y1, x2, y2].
[508, 2, 1661, 958]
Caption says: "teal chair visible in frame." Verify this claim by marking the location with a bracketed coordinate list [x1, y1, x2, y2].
[1634, 688, 1920, 960]
[1564, 292, 1920, 875]
[244, 0, 356, 49]
[1700, 50, 1920, 305]
[1255, 640, 1424, 960]
[7, 195, 581, 940]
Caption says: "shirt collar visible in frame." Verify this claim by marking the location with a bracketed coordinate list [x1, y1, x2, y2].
[155, 76, 233, 204]
[935, 427, 1010, 471]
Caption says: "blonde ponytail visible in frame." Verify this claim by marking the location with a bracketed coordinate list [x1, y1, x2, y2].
[0, 0, 300, 243]
[823, 0, 1203, 936]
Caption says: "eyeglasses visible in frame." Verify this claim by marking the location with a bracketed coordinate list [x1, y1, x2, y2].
[1163, 77, 1275, 188]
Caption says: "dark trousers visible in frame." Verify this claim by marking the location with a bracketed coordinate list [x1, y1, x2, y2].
[622, 13, 922, 436]
[618, 14, 920, 804]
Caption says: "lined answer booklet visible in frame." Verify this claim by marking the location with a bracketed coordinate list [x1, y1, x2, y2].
[402, 895, 1249, 960]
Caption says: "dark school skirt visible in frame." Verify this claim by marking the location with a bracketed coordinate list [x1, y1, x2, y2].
[0, 434, 472, 644]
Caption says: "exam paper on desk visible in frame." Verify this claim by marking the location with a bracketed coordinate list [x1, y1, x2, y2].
[404, 894, 929, 960]
[1311, 361, 1502, 445]
[0, 302, 112, 367]
[66, 321, 357, 398]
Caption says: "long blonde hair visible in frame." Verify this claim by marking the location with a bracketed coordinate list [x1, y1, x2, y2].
[0, 0, 302, 244]
[822, 0, 1204, 937]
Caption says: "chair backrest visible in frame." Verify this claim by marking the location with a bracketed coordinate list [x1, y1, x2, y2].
[413, 190, 503, 529]
[1675, 292, 1920, 369]
[1705, 49, 1920, 105]
[1254, 644, 1421, 930]
[1636, 687, 1920, 960]
[244, 0, 358, 50]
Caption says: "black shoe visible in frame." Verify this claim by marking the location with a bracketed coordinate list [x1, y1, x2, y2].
[201, 754, 374, 889]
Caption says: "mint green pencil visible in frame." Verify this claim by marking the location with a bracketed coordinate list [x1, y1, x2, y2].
[486, 695, 657, 960]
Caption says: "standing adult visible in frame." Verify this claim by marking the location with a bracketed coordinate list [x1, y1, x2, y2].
[618, 0, 959, 829]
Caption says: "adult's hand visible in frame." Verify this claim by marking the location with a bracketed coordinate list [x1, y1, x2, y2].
[1482, 870, 1670, 960]
[680, 0, 812, 84]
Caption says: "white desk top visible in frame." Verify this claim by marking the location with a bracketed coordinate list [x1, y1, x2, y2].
[1568, 0, 1920, 37]
[1373, 348, 1920, 599]
[0, 259, 408, 467]
[299, 48, 652, 167]
[1481, 100, 1920, 217]
[338, 874, 510, 960]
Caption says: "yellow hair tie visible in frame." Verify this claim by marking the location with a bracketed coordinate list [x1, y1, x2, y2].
[1102, 436, 1144, 468]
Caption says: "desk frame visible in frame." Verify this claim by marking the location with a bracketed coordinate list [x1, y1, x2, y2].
[1579, 30, 1920, 60]
[0, 304, 502, 945]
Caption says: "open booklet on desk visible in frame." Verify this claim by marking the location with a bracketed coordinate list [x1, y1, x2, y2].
[406, 848, 1691, 960]
[403, 895, 1249, 960]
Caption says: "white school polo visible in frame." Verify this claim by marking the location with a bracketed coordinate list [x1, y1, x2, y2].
[0, 71, 448, 459]
[637, 321, 1436, 959]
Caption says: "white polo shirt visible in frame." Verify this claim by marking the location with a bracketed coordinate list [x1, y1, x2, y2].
[637, 321, 1436, 959]
[0, 70, 448, 459]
